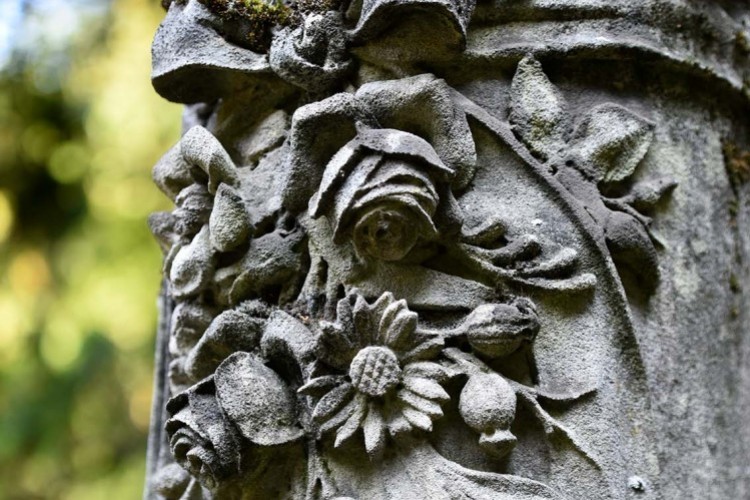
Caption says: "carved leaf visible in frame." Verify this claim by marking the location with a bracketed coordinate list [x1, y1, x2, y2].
[184, 307, 266, 381]
[397, 390, 443, 418]
[209, 184, 251, 252]
[152, 143, 195, 201]
[571, 103, 655, 183]
[355, 74, 476, 188]
[261, 310, 318, 376]
[181, 126, 239, 195]
[214, 352, 304, 446]
[169, 225, 216, 299]
[509, 55, 570, 161]
[627, 176, 678, 212]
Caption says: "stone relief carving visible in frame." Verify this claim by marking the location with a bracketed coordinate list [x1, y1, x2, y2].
[142, 1, 699, 499]
[508, 55, 676, 294]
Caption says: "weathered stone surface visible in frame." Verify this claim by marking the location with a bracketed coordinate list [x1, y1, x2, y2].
[145, 1, 750, 499]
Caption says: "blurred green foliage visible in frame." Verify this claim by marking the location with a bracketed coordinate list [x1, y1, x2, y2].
[0, 0, 182, 497]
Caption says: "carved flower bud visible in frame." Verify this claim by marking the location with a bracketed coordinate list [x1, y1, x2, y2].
[349, 346, 402, 397]
[458, 372, 517, 458]
[461, 299, 539, 358]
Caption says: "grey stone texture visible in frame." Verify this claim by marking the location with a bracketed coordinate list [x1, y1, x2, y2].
[145, 0, 750, 498]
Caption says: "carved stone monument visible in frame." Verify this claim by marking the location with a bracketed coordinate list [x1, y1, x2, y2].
[144, 1, 750, 498]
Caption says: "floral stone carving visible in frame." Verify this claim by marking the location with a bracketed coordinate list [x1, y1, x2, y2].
[145, 1, 750, 499]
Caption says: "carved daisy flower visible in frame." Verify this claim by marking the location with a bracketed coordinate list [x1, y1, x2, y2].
[301, 291, 449, 457]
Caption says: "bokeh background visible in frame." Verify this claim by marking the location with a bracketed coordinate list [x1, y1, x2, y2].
[0, 0, 182, 497]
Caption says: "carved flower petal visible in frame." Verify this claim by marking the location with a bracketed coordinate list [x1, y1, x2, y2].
[351, 0, 474, 44]
[317, 323, 358, 370]
[386, 411, 413, 438]
[319, 395, 361, 436]
[402, 406, 433, 432]
[397, 389, 444, 419]
[402, 362, 449, 382]
[352, 294, 379, 345]
[359, 162, 438, 199]
[379, 301, 417, 349]
[284, 92, 378, 214]
[351, 184, 438, 214]
[334, 394, 368, 448]
[312, 383, 355, 424]
[269, 13, 352, 93]
[369, 290, 396, 315]
[402, 376, 450, 402]
[400, 335, 444, 363]
[363, 402, 386, 457]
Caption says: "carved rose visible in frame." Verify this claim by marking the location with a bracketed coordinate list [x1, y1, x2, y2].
[310, 128, 454, 261]
[166, 378, 242, 490]
[270, 12, 351, 93]
[302, 292, 448, 457]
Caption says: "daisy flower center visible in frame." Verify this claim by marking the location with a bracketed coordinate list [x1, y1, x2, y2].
[349, 346, 402, 397]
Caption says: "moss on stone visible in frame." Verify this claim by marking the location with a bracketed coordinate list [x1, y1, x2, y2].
[199, 0, 295, 52]
[723, 141, 750, 190]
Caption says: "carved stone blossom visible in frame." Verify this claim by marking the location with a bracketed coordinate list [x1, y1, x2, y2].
[146, 0, 750, 498]
[304, 292, 449, 456]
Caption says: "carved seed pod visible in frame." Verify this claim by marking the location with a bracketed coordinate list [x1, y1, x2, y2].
[462, 300, 539, 358]
[458, 372, 517, 458]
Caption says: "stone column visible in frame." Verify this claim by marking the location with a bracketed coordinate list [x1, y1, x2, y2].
[144, 1, 750, 498]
